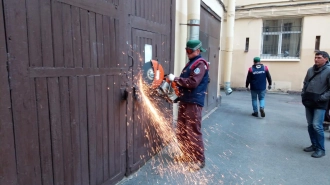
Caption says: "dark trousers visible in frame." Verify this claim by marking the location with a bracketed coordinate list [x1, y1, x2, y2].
[177, 102, 205, 163]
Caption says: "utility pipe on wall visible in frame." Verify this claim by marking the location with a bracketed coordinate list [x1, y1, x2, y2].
[223, 0, 236, 95]
[174, 0, 201, 123]
[187, 0, 201, 40]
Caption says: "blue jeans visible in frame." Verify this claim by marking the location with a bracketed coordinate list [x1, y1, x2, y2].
[305, 107, 325, 151]
[250, 90, 266, 112]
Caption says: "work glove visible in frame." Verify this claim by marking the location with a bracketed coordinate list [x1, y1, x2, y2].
[268, 85, 272, 90]
[168, 74, 175, 81]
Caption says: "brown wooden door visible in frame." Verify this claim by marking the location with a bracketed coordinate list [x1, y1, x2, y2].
[128, 29, 159, 173]
[126, 0, 174, 175]
[2, 0, 128, 184]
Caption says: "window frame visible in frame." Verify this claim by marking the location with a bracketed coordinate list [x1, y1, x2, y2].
[261, 19, 302, 60]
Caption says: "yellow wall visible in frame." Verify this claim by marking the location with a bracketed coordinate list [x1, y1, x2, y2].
[174, 1, 187, 77]
[231, 15, 330, 91]
[175, 0, 224, 95]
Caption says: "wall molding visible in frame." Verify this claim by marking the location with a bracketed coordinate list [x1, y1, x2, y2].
[236, 3, 330, 19]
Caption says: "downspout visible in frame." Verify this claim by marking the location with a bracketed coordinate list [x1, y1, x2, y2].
[174, 1, 201, 124]
[223, 0, 236, 95]
[187, 0, 200, 40]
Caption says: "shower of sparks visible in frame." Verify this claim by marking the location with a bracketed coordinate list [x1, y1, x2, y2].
[123, 43, 263, 184]
[135, 73, 214, 184]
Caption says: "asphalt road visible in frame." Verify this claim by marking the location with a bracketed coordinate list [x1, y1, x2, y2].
[118, 91, 330, 185]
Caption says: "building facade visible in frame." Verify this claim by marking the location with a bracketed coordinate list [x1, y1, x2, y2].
[229, 0, 330, 92]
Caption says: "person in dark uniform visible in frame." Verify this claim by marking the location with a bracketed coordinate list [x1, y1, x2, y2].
[168, 40, 209, 171]
[246, 57, 272, 118]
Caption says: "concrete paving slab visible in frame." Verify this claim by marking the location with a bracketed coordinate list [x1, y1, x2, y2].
[118, 91, 330, 185]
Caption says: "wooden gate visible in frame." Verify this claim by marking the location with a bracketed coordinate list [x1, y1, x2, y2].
[1, 0, 128, 184]
[126, 0, 175, 175]
[0, 0, 175, 184]
[0, 0, 17, 184]
[200, 3, 221, 114]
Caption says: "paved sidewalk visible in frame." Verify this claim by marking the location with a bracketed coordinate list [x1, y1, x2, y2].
[118, 91, 330, 185]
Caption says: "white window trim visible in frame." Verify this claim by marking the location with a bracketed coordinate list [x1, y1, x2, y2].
[261, 59, 300, 62]
[261, 19, 302, 59]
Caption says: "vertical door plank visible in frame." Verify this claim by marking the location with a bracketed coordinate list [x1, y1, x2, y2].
[114, 75, 120, 174]
[3, 0, 42, 184]
[89, 12, 98, 68]
[135, 0, 140, 17]
[48, 78, 65, 185]
[87, 76, 97, 185]
[102, 16, 110, 68]
[59, 77, 73, 185]
[69, 76, 82, 185]
[148, 0, 152, 21]
[108, 76, 115, 177]
[113, 76, 125, 174]
[165, 1, 170, 26]
[51, 0, 64, 67]
[119, 82, 127, 178]
[101, 75, 109, 180]
[0, 0, 17, 184]
[72, 7, 83, 68]
[161, 0, 165, 24]
[140, 0, 144, 18]
[114, 19, 119, 66]
[40, 0, 54, 67]
[96, 14, 104, 68]
[35, 78, 54, 185]
[78, 76, 90, 185]
[26, 0, 42, 67]
[157, 0, 161, 23]
[109, 18, 116, 68]
[62, 4, 74, 68]
[80, 9, 91, 68]
[94, 75, 104, 184]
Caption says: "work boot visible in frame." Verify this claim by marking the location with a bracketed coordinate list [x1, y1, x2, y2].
[303, 145, 316, 152]
[260, 108, 265, 117]
[251, 112, 258, 117]
[311, 150, 325, 158]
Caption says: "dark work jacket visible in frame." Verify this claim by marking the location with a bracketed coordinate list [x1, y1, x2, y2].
[178, 56, 209, 107]
[302, 62, 330, 109]
[246, 64, 272, 90]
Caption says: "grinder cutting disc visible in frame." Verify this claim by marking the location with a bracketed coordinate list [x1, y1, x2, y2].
[142, 60, 164, 89]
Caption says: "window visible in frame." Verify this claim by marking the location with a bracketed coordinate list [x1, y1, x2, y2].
[315, 36, 321, 51]
[261, 19, 302, 59]
[245, 37, 249, 52]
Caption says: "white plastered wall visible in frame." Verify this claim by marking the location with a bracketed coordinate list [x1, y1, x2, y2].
[230, 14, 330, 91]
[174, 0, 225, 92]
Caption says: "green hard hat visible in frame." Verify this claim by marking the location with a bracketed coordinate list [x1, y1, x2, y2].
[186, 40, 206, 52]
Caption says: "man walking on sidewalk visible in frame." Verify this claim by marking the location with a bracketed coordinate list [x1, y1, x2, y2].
[302, 51, 330, 158]
[246, 57, 272, 118]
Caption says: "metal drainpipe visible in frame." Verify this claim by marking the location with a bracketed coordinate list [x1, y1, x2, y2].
[223, 0, 236, 95]
[174, 1, 201, 125]
[187, 0, 200, 40]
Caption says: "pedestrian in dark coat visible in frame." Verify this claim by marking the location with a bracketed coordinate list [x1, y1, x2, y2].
[302, 51, 330, 158]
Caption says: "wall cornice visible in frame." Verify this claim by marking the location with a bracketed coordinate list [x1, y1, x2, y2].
[235, 3, 330, 19]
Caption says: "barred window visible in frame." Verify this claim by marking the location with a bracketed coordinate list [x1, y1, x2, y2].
[261, 19, 302, 59]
